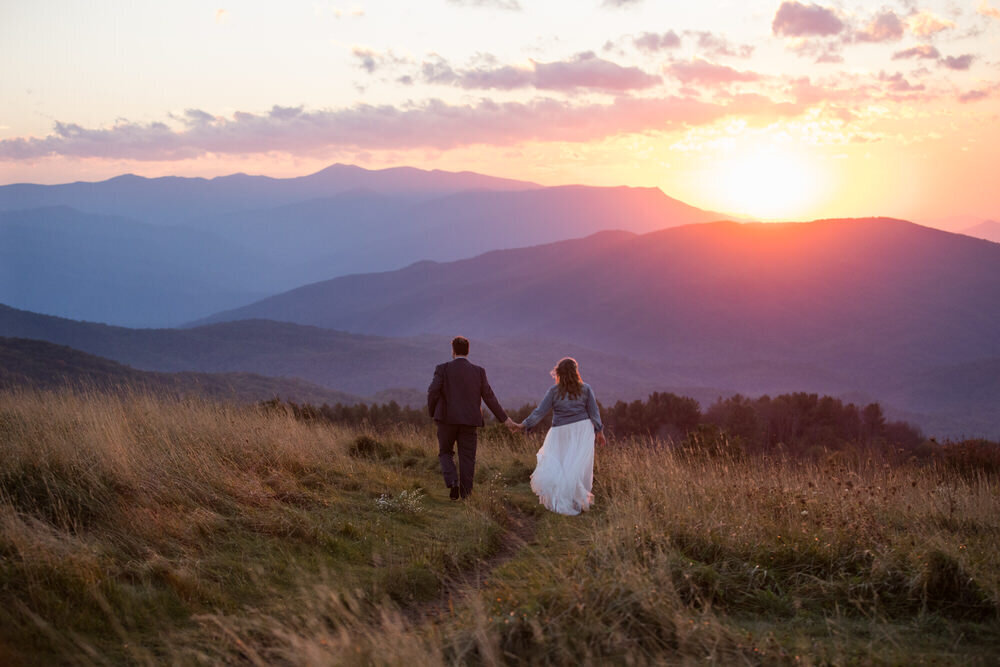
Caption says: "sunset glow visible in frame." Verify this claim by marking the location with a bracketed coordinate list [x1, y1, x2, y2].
[2, 1, 998, 224]
[714, 149, 826, 220]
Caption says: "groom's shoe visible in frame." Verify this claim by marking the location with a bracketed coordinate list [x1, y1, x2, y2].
[449, 485, 461, 501]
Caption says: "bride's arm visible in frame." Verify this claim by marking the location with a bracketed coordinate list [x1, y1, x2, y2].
[520, 385, 556, 431]
[585, 384, 604, 435]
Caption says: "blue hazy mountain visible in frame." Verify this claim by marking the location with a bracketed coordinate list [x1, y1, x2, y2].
[193, 183, 730, 287]
[0, 206, 272, 327]
[2, 166, 732, 324]
[0, 164, 541, 225]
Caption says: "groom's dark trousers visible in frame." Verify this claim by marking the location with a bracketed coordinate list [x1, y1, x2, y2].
[427, 357, 507, 498]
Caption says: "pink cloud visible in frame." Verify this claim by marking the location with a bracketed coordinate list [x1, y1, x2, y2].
[772, 2, 844, 37]
[685, 31, 755, 59]
[0, 95, 808, 161]
[941, 54, 974, 70]
[856, 11, 905, 42]
[421, 52, 661, 92]
[978, 0, 1000, 20]
[787, 76, 872, 106]
[958, 89, 989, 102]
[906, 11, 955, 36]
[877, 71, 925, 93]
[892, 45, 941, 60]
[666, 59, 760, 86]
[533, 52, 661, 91]
[633, 31, 681, 52]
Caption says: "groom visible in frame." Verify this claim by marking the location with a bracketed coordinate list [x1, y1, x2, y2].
[427, 336, 515, 500]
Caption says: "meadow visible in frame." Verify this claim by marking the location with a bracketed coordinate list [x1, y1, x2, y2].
[1, 389, 998, 665]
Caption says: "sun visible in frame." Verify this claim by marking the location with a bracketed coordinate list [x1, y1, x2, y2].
[715, 149, 825, 220]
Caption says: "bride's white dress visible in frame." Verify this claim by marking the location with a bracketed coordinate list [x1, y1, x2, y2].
[530, 419, 595, 516]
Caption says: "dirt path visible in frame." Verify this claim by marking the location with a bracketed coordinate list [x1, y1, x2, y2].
[410, 502, 538, 622]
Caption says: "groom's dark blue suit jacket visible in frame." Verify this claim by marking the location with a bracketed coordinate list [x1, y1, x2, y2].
[427, 357, 508, 426]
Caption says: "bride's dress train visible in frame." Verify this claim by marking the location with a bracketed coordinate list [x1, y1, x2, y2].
[530, 419, 595, 516]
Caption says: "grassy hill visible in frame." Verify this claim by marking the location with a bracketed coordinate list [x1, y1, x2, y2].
[0, 336, 362, 405]
[1, 389, 997, 664]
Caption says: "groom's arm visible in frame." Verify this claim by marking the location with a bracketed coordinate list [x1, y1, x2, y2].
[479, 368, 508, 423]
[427, 364, 445, 418]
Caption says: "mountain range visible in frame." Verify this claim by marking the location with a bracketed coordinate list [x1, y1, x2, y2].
[3, 164, 997, 439]
[202, 217, 999, 373]
[0, 336, 361, 405]
[0, 165, 729, 326]
[0, 163, 539, 225]
[0, 303, 703, 406]
[196, 217, 1000, 438]
[2, 214, 998, 437]
[961, 220, 1000, 244]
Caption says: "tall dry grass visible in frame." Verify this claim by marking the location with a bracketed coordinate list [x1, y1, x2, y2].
[1, 389, 998, 665]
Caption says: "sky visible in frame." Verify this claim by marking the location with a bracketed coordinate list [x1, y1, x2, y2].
[1, 0, 999, 224]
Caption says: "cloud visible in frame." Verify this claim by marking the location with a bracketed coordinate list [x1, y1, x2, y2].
[421, 52, 661, 92]
[890, 46, 975, 71]
[633, 31, 681, 52]
[352, 47, 410, 74]
[352, 47, 379, 73]
[772, 2, 845, 37]
[666, 59, 760, 86]
[877, 71, 925, 93]
[906, 11, 955, 36]
[533, 52, 661, 91]
[684, 31, 755, 59]
[0, 95, 808, 161]
[892, 44, 941, 60]
[787, 38, 844, 63]
[856, 11, 905, 42]
[958, 89, 989, 102]
[179, 109, 216, 125]
[978, 0, 1000, 19]
[941, 54, 974, 70]
[447, 0, 521, 9]
[787, 76, 861, 106]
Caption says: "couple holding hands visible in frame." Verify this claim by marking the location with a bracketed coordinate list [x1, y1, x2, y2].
[427, 336, 606, 516]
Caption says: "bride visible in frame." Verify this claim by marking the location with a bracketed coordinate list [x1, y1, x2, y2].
[516, 357, 607, 516]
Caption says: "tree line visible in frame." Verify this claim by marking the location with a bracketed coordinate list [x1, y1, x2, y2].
[263, 390, 923, 450]
[261, 390, 998, 473]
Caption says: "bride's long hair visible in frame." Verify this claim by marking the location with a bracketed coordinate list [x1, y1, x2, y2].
[551, 357, 584, 399]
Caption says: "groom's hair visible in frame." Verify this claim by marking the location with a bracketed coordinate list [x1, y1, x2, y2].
[452, 336, 470, 356]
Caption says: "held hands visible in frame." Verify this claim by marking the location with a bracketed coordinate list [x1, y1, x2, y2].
[504, 417, 524, 433]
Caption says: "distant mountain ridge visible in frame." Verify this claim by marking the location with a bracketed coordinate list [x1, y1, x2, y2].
[0, 302, 695, 402]
[0, 336, 362, 405]
[1, 164, 733, 326]
[961, 220, 1000, 243]
[0, 206, 272, 326]
[0, 163, 541, 225]
[203, 218, 998, 373]
[197, 217, 1000, 437]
